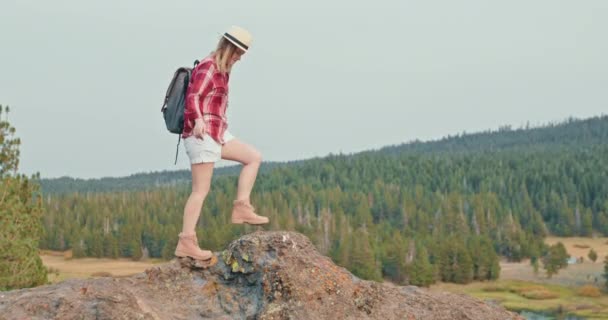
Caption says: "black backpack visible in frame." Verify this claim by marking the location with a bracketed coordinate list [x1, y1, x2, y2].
[161, 60, 199, 164]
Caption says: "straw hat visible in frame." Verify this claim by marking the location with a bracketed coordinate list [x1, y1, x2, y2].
[223, 26, 252, 53]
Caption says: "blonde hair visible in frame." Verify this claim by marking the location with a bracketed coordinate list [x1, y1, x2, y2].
[214, 38, 240, 74]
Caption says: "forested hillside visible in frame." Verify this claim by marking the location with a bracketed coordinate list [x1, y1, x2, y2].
[39, 115, 608, 286]
[39, 163, 282, 194]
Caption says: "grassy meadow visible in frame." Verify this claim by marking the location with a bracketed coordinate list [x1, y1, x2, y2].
[41, 250, 163, 284]
[432, 280, 608, 319]
[498, 237, 608, 288]
[434, 237, 608, 319]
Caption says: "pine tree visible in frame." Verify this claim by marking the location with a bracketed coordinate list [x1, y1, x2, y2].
[88, 231, 103, 258]
[581, 208, 593, 236]
[470, 236, 500, 280]
[454, 243, 474, 284]
[604, 255, 608, 291]
[0, 106, 20, 176]
[331, 213, 351, 268]
[70, 234, 86, 258]
[130, 239, 143, 261]
[542, 242, 569, 278]
[381, 230, 407, 283]
[349, 227, 381, 281]
[531, 256, 539, 274]
[439, 237, 473, 284]
[589, 249, 598, 263]
[407, 243, 435, 287]
[0, 105, 48, 290]
[529, 244, 540, 275]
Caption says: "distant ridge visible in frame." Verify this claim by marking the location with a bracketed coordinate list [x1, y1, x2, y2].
[40, 115, 608, 194]
[39, 163, 281, 194]
[377, 115, 608, 155]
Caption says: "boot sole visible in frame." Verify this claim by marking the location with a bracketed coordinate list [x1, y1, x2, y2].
[175, 250, 213, 261]
[231, 219, 269, 225]
[176, 255, 218, 269]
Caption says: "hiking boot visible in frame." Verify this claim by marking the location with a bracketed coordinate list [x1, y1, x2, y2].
[174, 233, 213, 261]
[231, 199, 269, 225]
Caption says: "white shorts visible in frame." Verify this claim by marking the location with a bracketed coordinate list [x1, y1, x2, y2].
[183, 130, 235, 164]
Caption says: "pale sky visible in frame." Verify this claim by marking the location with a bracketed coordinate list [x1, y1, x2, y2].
[1, 0, 606, 179]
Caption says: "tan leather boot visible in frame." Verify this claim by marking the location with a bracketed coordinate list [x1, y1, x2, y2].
[231, 199, 269, 225]
[174, 233, 213, 260]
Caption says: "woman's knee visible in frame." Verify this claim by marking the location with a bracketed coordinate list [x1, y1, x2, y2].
[250, 150, 262, 165]
[189, 188, 210, 201]
[244, 149, 262, 166]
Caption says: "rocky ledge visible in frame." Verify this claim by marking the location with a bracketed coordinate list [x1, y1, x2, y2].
[0, 231, 522, 320]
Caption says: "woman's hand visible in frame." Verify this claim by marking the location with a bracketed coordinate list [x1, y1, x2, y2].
[193, 118, 205, 139]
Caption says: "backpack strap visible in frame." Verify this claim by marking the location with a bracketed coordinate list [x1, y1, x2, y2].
[189, 60, 200, 83]
[174, 134, 181, 165]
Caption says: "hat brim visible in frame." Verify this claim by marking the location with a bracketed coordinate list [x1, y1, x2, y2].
[223, 33, 249, 52]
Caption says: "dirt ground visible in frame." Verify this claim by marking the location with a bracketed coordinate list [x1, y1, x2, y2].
[545, 236, 608, 260]
[500, 236, 608, 287]
[500, 259, 603, 287]
[41, 252, 163, 283]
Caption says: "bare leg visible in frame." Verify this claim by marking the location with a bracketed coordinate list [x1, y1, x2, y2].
[221, 139, 262, 201]
[181, 162, 214, 234]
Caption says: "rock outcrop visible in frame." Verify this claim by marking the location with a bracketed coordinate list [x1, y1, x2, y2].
[0, 231, 522, 320]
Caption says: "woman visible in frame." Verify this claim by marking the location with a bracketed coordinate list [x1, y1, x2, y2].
[174, 26, 269, 261]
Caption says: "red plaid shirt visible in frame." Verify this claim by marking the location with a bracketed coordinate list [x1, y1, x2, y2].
[182, 55, 230, 144]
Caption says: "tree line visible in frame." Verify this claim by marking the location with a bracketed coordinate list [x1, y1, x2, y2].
[40, 112, 608, 285]
[36, 115, 608, 286]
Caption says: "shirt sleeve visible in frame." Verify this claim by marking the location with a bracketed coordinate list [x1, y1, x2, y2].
[186, 63, 215, 119]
